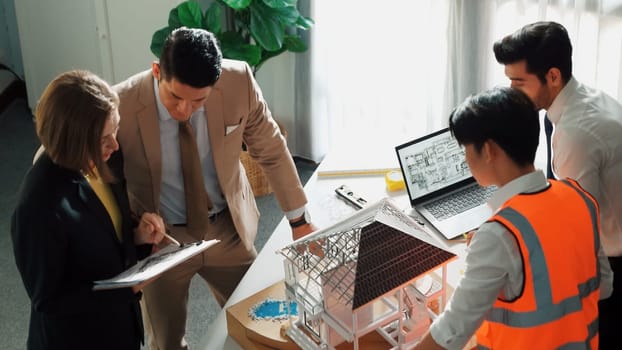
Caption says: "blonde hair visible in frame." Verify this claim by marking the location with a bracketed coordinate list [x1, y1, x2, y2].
[35, 70, 119, 182]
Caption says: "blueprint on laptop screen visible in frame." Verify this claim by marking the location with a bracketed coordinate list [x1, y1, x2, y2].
[397, 131, 470, 199]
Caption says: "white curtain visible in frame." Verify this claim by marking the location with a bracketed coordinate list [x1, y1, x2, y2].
[485, 0, 622, 94]
[294, 0, 452, 164]
[293, 0, 622, 164]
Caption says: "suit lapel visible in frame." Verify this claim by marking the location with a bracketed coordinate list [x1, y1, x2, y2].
[136, 75, 162, 209]
[76, 177, 118, 242]
[109, 179, 134, 252]
[205, 88, 225, 171]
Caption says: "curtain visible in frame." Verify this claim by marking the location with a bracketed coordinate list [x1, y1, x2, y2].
[293, 0, 622, 165]
[485, 0, 622, 93]
[294, 0, 452, 164]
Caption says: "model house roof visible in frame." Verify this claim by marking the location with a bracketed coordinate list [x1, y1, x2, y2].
[280, 198, 456, 310]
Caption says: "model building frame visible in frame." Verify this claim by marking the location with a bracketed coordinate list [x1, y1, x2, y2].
[279, 199, 457, 349]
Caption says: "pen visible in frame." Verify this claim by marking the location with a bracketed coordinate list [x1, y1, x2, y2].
[162, 229, 182, 247]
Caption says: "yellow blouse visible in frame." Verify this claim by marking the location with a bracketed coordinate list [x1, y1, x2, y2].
[85, 168, 122, 241]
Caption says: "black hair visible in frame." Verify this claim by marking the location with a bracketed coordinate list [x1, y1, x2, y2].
[160, 27, 223, 88]
[493, 21, 572, 84]
[449, 87, 539, 167]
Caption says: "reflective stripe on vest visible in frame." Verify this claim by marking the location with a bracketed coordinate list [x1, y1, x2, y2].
[479, 320, 598, 350]
[559, 179, 601, 265]
[478, 179, 600, 349]
[488, 205, 599, 327]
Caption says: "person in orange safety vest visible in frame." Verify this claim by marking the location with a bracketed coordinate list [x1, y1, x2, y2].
[414, 87, 612, 350]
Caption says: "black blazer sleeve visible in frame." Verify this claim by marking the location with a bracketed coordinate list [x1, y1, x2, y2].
[11, 154, 141, 315]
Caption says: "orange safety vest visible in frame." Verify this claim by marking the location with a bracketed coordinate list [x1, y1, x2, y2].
[476, 179, 601, 350]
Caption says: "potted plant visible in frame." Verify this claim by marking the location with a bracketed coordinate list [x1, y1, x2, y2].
[151, 0, 313, 196]
[150, 0, 314, 74]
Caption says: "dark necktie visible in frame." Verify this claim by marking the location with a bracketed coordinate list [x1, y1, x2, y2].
[179, 121, 212, 239]
[544, 114, 555, 179]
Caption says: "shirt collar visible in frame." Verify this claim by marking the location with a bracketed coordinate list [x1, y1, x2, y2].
[547, 76, 578, 124]
[488, 170, 548, 211]
[153, 77, 205, 122]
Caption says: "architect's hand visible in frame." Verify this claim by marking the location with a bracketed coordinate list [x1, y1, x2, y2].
[292, 222, 323, 257]
[465, 230, 476, 246]
[134, 212, 165, 245]
[292, 222, 317, 241]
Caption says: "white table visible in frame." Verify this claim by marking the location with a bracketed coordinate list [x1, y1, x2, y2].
[199, 171, 466, 350]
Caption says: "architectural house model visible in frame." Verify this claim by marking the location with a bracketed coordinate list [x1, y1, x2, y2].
[279, 198, 456, 349]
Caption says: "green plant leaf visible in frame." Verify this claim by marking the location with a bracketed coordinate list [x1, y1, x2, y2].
[204, 2, 222, 33]
[150, 26, 173, 57]
[222, 44, 262, 67]
[221, 0, 251, 10]
[219, 30, 248, 46]
[249, 1, 284, 51]
[219, 31, 262, 66]
[177, 1, 203, 28]
[232, 8, 252, 41]
[296, 15, 314, 30]
[153, 0, 313, 73]
[168, 8, 182, 28]
[283, 35, 307, 52]
[271, 5, 300, 26]
[262, 0, 296, 9]
[258, 46, 285, 64]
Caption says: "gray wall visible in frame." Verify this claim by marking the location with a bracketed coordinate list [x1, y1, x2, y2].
[0, 0, 24, 78]
[2, 0, 294, 142]
[10, 0, 295, 136]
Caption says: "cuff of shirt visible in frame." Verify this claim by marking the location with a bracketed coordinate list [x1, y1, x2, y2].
[285, 206, 306, 221]
[429, 318, 468, 350]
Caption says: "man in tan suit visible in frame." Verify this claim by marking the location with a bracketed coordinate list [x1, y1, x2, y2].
[114, 27, 315, 350]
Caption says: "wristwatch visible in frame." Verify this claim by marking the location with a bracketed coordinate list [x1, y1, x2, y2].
[289, 211, 310, 228]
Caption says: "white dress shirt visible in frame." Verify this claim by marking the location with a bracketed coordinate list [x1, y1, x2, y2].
[547, 77, 622, 257]
[153, 79, 305, 225]
[154, 79, 225, 224]
[429, 170, 613, 350]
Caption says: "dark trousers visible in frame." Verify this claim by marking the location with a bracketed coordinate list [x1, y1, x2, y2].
[599, 256, 622, 350]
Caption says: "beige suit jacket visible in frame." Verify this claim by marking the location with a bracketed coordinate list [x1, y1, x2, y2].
[114, 59, 307, 250]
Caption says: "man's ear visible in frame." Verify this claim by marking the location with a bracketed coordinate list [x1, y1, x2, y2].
[546, 67, 563, 88]
[482, 140, 498, 163]
[151, 62, 161, 81]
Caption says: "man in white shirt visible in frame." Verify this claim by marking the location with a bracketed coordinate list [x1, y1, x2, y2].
[414, 87, 612, 350]
[494, 21, 622, 349]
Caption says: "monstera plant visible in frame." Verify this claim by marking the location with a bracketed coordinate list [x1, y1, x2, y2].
[151, 0, 314, 74]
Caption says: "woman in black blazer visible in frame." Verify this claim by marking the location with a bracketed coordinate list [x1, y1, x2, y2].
[11, 70, 165, 350]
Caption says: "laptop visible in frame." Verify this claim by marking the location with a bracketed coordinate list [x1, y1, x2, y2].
[395, 128, 495, 240]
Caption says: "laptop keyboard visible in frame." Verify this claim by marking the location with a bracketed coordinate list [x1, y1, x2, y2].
[424, 185, 495, 221]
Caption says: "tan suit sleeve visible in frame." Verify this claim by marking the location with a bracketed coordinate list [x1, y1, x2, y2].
[214, 60, 308, 212]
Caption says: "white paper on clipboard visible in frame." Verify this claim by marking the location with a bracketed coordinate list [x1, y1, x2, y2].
[93, 239, 219, 290]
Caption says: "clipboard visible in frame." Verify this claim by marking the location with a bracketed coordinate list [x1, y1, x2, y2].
[93, 239, 219, 290]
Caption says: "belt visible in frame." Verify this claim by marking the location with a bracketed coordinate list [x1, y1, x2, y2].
[172, 208, 227, 227]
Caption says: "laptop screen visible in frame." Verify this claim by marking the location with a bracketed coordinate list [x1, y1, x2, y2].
[396, 128, 474, 203]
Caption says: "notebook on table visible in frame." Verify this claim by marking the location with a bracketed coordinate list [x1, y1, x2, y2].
[395, 128, 495, 240]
